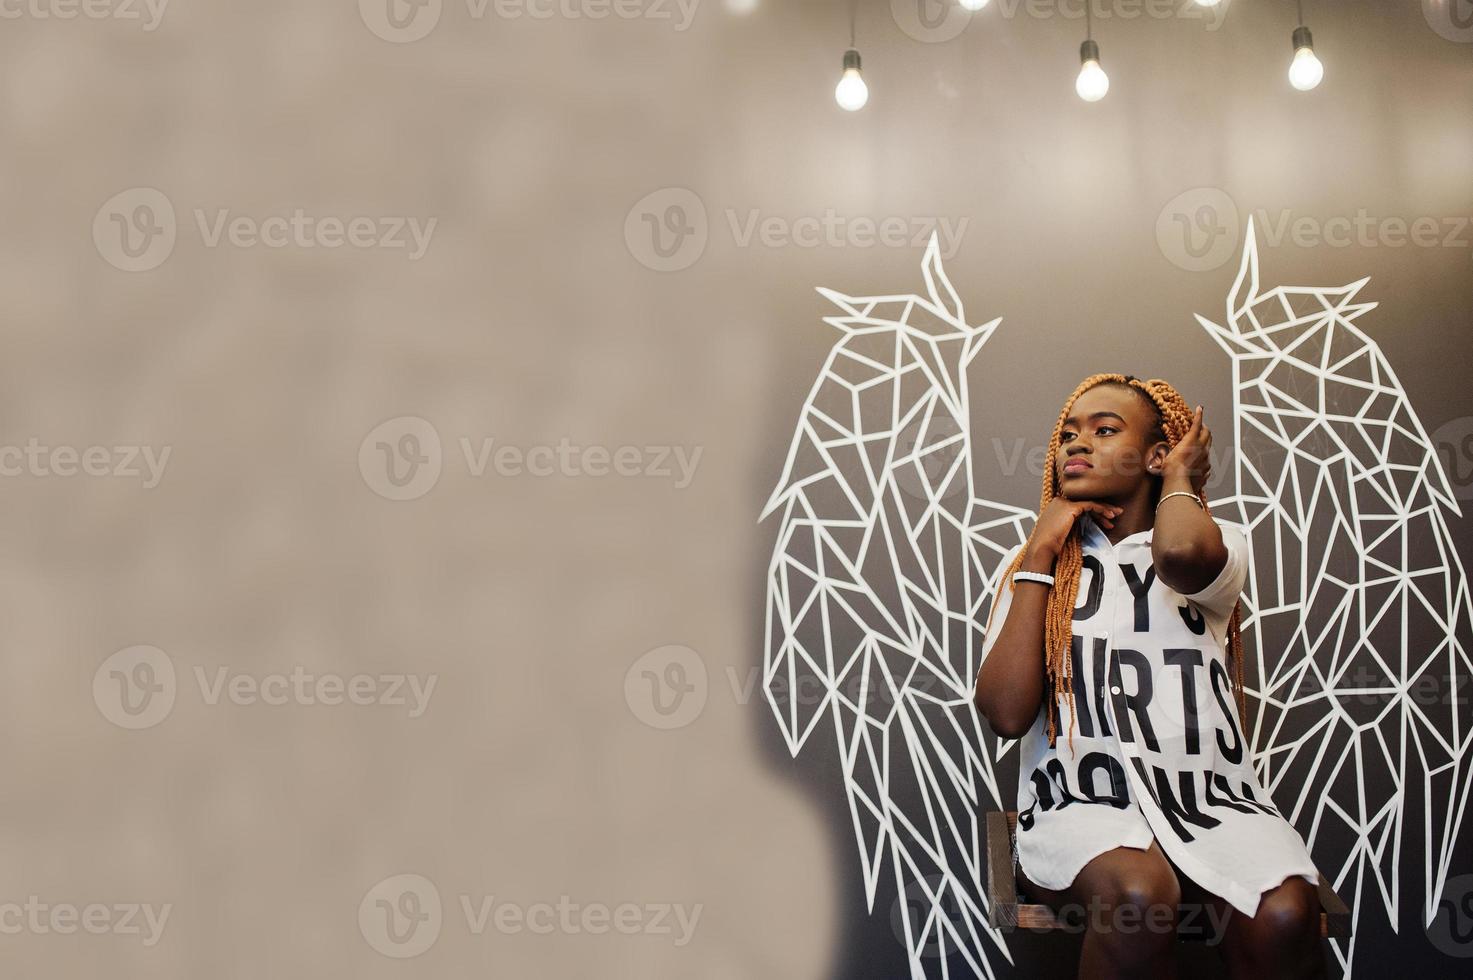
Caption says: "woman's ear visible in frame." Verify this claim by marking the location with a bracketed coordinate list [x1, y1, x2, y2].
[1146, 442, 1170, 475]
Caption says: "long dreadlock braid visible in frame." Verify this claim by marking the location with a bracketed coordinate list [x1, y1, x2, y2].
[991, 373, 1249, 755]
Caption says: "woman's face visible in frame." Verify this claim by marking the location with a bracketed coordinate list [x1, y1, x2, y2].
[1054, 384, 1168, 500]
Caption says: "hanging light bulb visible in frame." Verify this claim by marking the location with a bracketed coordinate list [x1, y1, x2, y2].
[1289, 26, 1323, 90]
[834, 1, 867, 112]
[1076, 39, 1109, 101]
[835, 48, 868, 111]
[1288, 0, 1323, 91]
[1074, 1, 1108, 102]
[958, 0, 990, 10]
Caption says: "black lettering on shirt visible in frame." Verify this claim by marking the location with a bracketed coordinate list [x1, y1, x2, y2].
[1024, 769, 1055, 828]
[1120, 561, 1157, 631]
[1090, 636, 1112, 739]
[1176, 601, 1208, 636]
[1202, 771, 1261, 815]
[1132, 760, 1223, 843]
[1074, 554, 1104, 622]
[1110, 648, 1159, 751]
[1049, 635, 1097, 738]
[1209, 658, 1244, 765]
[1163, 648, 1205, 756]
[1018, 797, 1038, 831]
[1078, 751, 1130, 808]
[1048, 633, 1113, 733]
[1233, 777, 1284, 818]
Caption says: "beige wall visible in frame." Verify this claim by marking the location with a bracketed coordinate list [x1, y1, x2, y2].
[0, 1, 1468, 976]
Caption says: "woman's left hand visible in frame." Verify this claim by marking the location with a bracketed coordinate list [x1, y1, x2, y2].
[1161, 405, 1212, 493]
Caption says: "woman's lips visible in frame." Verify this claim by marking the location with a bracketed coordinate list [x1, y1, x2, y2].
[1063, 460, 1092, 474]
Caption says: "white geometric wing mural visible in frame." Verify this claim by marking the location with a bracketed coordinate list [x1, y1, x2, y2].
[758, 223, 1472, 978]
[759, 234, 1032, 978]
[1195, 215, 1473, 977]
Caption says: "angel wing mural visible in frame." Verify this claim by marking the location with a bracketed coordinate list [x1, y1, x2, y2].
[758, 221, 1473, 979]
[1194, 215, 1473, 975]
[758, 235, 1032, 978]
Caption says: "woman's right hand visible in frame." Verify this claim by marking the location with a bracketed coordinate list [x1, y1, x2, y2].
[1024, 498, 1124, 566]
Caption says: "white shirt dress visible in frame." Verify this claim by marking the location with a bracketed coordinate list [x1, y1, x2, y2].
[977, 512, 1319, 919]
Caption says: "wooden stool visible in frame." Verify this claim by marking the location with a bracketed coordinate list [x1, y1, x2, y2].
[986, 810, 1351, 940]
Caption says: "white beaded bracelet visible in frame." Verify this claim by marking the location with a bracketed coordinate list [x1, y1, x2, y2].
[1156, 490, 1204, 511]
[1013, 570, 1055, 587]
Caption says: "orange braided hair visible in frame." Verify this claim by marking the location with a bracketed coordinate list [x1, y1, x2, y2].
[993, 373, 1249, 755]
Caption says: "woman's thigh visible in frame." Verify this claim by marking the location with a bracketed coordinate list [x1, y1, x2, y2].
[1016, 839, 1181, 933]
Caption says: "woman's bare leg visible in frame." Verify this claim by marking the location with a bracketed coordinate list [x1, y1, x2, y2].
[1217, 878, 1326, 979]
[1163, 852, 1326, 980]
[1017, 840, 1182, 979]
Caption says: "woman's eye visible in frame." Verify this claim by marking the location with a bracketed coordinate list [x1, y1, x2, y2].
[1061, 427, 1113, 442]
